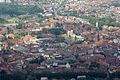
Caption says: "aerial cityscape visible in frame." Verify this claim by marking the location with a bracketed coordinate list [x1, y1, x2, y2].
[0, 0, 120, 80]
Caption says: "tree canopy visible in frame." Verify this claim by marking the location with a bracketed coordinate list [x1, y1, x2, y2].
[48, 28, 66, 35]
[0, 3, 44, 16]
[112, 3, 120, 7]
[80, 16, 120, 28]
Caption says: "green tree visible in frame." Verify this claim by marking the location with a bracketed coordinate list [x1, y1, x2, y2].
[48, 28, 66, 36]
[88, 72, 107, 78]
[89, 61, 100, 70]
[26, 76, 36, 80]
[0, 18, 7, 23]
[10, 0, 16, 5]
[11, 72, 26, 80]
[16, 23, 23, 29]
[0, 70, 11, 80]
[74, 40, 84, 44]
[112, 3, 120, 7]
[0, 3, 43, 16]
[55, 37, 65, 42]
[55, 22, 63, 27]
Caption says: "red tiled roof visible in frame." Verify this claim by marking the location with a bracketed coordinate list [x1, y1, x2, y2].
[0, 34, 4, 38]
[109, 36, 117, 39]
[81, 31, 90, 35]
[0, 41, 2, 44]
[23, 35, 36, 43]
[50, 19, 59, 23]
[95, 40, 107, 46]
[63, 25, 74, 30]
[7, 34, 15, 38]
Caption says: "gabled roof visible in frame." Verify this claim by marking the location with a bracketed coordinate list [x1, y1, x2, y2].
[95, 40, 107, 46]
[23, 35, 36, 43]
[49, 19, 59, 23]
[7, 34, 15, 38]
[63, 25, 74, 31]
